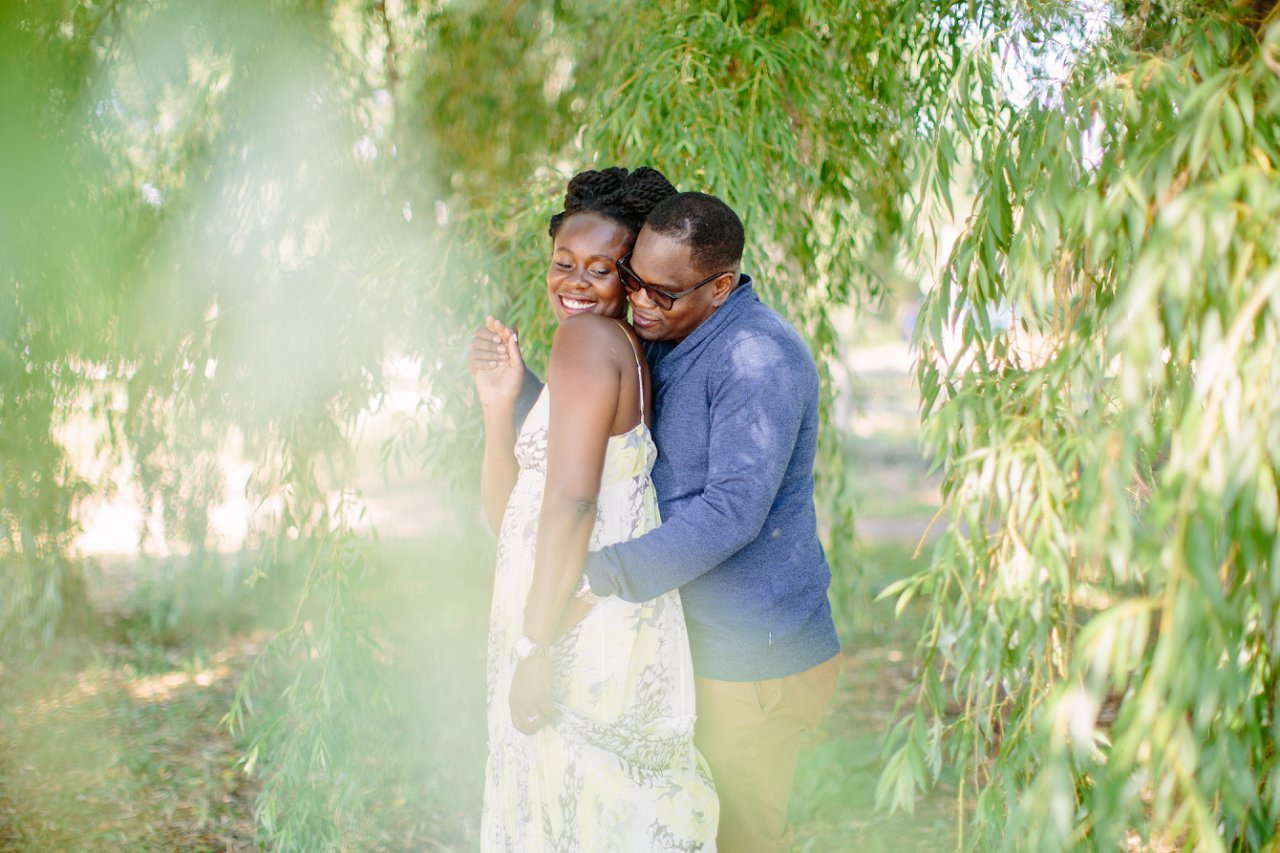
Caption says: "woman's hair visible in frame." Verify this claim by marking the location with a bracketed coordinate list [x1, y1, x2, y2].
[548, 166, 677, 239]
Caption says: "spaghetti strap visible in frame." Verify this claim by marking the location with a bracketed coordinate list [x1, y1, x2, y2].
[611, 319, 645, 422]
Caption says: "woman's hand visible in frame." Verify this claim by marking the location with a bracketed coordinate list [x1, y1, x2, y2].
[509, 656, 555, 735]
[470, 316, 524, 412]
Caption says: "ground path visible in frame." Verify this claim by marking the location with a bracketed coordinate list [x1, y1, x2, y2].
[3, 337, 961, 850]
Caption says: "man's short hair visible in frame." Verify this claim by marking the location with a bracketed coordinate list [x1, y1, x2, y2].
[644, 192, 745, 276]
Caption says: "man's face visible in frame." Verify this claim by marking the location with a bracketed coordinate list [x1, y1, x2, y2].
[625, 227, 733, 343]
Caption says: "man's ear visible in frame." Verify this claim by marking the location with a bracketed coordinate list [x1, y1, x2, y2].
[709, 271, 738, 306]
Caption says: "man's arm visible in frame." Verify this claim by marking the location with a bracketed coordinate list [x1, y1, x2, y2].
[584, 334, 811, 602]
[513, 364, 544, 430]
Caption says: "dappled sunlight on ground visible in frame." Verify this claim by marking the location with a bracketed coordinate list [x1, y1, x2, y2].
[0, 635, 262, 851]
[126, 662, 233, 703]
[14, 317, 954, 850]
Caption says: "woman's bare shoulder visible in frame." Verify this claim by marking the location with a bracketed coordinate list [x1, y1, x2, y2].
[547, 315, 636, 391]
[552, 313, 633, 355]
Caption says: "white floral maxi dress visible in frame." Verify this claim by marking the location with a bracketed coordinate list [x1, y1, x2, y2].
[480, 382, 718, 852]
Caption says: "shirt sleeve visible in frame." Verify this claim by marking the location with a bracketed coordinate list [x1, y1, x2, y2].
[584, 333, 811, 602]
[513, 365, 544, 431]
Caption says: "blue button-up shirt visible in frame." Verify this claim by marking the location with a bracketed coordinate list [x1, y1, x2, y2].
[584, 277, 841, 681]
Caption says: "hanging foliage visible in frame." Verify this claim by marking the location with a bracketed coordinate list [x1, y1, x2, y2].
[13, 0, 1280, 848]
[882, 2, 1280, 849]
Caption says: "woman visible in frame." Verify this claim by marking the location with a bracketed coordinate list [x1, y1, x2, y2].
[471, 167, 718, 851]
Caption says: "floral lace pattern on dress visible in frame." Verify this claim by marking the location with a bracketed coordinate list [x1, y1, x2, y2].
[480, 387, 717, 852]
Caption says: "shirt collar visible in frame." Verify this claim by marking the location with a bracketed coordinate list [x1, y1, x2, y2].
[674, 273, 755, 350]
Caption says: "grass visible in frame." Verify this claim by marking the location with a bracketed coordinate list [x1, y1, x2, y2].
[0, 530, 955, 852]
[789, 540, 959, 852]
[0, 551, 296, 851]
[0, 629, 261, 850]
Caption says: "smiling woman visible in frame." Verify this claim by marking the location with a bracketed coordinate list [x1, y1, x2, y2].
[546, 212, 630, 321]
[469, 167, 720, 851]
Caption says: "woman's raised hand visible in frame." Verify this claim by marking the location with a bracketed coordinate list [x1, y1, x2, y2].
[470, 316, 525, 411]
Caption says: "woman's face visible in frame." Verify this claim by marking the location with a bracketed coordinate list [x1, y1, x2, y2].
[547, 212, 632, 322]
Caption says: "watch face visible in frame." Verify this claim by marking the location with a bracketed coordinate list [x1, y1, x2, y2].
[514, 635, 546, 660]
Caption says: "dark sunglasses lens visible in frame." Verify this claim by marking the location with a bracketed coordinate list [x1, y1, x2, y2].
[619, 264, 669, 309]
[618, 259, 675, 309]
[625, 282, 671, 310]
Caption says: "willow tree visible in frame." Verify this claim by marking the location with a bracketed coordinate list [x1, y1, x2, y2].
[14, 0, 1280, 848]
[409, 0, 915, 633]
[3, 0, 912, 847]
[881, 2, 1280, 850]
[3, 1, 440, 847]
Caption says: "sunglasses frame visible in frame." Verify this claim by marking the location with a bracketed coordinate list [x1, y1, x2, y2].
[617, 253, 733, 310]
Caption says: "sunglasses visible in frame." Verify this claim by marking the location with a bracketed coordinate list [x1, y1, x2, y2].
[617, 253, 733, 311]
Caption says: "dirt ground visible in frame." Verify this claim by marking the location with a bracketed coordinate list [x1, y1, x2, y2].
[1, 336, 957, 851]
[0, 545, 957, 852]
[0, 634, 261, 851]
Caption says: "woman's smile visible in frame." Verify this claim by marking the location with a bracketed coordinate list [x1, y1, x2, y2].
[558, 294, 599, 313]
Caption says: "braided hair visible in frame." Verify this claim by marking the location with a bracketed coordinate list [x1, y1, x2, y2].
[548, 166, 677, 239]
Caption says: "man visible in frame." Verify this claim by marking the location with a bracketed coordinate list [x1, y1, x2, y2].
[474, 192, 841, 852]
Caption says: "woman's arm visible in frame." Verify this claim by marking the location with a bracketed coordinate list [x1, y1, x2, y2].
[479, 410, 518, 534]
[509, 315, 625, 732]
[470, 317, 525, 533]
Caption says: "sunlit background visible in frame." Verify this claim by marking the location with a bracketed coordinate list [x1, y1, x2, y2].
[5, 0, 1280, 850]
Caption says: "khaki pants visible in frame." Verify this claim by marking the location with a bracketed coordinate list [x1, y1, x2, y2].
[694, 654, 841, 853]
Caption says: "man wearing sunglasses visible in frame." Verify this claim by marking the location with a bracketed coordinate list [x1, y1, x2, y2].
[471, 191, 840, 853]
[587, 192, 841, 853]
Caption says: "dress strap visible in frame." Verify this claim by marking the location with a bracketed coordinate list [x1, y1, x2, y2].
[611, 319, 645, 422]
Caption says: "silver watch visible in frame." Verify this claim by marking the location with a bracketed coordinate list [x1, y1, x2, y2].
[514, 635, 550, 661]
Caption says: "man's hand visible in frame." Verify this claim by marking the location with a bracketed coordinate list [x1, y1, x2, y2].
[469, 316, 524, 412]
[509, 656, 555, 735]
